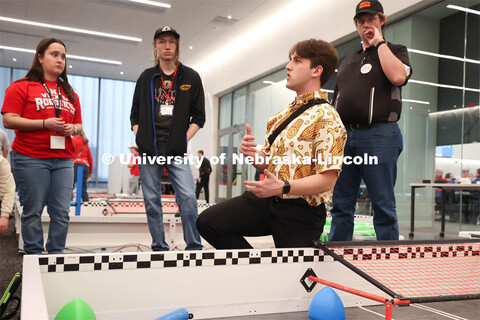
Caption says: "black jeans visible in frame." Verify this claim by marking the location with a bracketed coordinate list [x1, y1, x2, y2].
[195, 174, 210, 203]
[196, 191, 326, 249]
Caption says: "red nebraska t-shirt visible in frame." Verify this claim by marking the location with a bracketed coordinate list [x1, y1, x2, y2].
[1, 79, 82, 159]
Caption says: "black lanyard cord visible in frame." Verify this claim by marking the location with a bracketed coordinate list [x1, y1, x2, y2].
[42, 81, 63, 118]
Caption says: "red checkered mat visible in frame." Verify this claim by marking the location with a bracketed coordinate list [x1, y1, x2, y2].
[327, 242, 480, 299]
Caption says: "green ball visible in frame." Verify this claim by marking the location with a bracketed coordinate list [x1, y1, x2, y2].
[55, 299, 96, 320]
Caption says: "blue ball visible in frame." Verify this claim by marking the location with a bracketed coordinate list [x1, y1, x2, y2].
[309, 286, 345, 320]
[155, 308, 190, 320]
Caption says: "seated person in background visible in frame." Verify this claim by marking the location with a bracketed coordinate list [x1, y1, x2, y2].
[470, 169, 480, 204]
[445, 172, 455, 183]
[474, 169, 480, 184]
[460, 169, 473, 184]
[433, 169, 450, 219]
[197, 39, 346, 249]
[0, 155, 15, 236]
[434, 169, 446, 183]
[434, 169, 447, 204]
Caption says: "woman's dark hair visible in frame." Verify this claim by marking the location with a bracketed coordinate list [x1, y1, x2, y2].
[16, 38, 76, 103]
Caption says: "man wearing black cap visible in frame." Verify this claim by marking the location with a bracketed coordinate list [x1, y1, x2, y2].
[329, 0, 412, 241]
[130, 26, 205, 251]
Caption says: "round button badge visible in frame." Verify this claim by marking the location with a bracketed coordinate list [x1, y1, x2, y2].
[361, 63, 372, 74]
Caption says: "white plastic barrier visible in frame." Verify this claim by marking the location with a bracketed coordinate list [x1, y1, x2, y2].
[22, 247, 384, 320]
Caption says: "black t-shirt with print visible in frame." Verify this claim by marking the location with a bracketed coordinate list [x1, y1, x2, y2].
[154, 73, 176, 149]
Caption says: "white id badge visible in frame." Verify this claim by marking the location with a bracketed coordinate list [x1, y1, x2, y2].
[160, 104, 174, 116]
[50, 136, 66, 149]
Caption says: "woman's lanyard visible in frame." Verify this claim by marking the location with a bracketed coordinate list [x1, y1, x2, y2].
[42, 81, 62, 118]
[158, 66, 178, 103]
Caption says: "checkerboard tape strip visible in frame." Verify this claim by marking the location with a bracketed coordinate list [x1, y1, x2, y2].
[38, 249, 328, 273]
[80, 202, 216, 209]
[333, 244, 480, 261]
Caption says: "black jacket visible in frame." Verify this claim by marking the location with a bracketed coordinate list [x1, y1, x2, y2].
[130, 63, 205, 156]
[199, 157, 212, 177]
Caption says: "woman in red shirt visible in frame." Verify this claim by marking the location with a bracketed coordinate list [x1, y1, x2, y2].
[1, 38, 82, 254]
[73, 132, 93, 202]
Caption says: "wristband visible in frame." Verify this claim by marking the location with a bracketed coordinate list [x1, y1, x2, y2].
[282, 180, 291, 194]
[376, 40, 386, 49]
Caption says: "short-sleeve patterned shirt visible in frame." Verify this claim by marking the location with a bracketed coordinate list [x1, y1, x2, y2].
[261, 90, 347, 206]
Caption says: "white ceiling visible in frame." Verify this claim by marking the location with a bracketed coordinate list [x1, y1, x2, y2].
[0, 0, 291, 81]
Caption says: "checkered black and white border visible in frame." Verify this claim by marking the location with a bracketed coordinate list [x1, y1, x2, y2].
[38, 248, 328, 273]
[334, 244, 480, 261]
[81, 202, 109, 207]
[81, 202, 215, 209]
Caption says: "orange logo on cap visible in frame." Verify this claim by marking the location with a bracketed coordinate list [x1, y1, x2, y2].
[359, 1, 371, 9]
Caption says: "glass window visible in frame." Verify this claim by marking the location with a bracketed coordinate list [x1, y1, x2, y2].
[97, 79, 136, 182]
[68, 75, 100, 181]
[232, 87, 246, 126]
[217, 134, 229, 199]
[1, 68, 28, 144]
[246, 68, 294, 143]
[0, 67, 12, 132]
[11, 68, 27, 81]
[219, 93, 232, 129]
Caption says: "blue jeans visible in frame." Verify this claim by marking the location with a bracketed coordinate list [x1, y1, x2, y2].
[11, 151, 73, 254]
[329, 122, 403, 241]
[140, 158, 202, 251]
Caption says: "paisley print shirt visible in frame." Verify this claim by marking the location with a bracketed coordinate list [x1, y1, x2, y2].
[261, 90, 347, 206]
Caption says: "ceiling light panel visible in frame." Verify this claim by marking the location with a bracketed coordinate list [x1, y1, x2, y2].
[447, 5, 480, 15]
[128, 0, 171, 8]
[0, 16, 142, 42]
[0, 45, 122, 65]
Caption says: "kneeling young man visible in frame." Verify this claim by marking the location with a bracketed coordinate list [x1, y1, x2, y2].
[197, 39, 347, 249]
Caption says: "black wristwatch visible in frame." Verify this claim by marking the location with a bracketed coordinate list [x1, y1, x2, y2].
[282, 180, 291, 194]
[376, 40, 386, 49]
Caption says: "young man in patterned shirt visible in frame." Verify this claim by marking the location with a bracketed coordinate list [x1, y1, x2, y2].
[197, 39, 347, 249]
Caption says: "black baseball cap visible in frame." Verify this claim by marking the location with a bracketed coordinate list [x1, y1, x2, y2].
[354, 0, 384, 18]
[154, 26, 180, 40]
